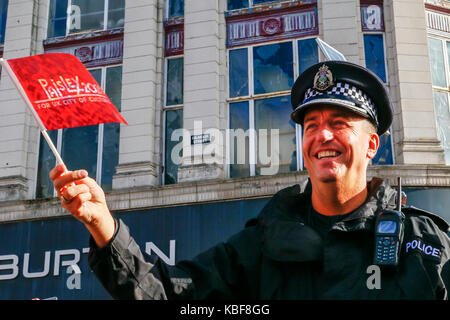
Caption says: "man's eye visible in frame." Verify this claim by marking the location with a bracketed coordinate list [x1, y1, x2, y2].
[333, 120, 346, 127]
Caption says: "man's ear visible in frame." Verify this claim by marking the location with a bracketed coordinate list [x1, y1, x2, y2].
[367, 132, 380, 159]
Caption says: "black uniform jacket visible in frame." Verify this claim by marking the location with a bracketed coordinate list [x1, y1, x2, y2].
[88, 178, 450, 300]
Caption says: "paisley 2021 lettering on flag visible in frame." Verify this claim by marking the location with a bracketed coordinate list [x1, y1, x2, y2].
[2, 52, 127, 130]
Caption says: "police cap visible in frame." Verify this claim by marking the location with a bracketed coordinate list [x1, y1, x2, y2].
[290, 60, 393, 135]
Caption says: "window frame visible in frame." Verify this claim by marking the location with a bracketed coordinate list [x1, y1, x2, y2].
[227, 0, 298, 11]
[47, 0, 124, 38]
[363, 32, 389, 85]
[428, 36, 450, 91]
[428, 35, 450, 164]
[362, 31, 395, 165]
[227, 36, 319, 178]
[359, 0, 395, 165]
[34, 63, 123, 198]
[162, 55, 184, 185]
[0, 0, 8, 44]
[165, 0, 184, 19]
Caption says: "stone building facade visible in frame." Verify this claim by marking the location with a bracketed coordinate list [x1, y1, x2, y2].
[0, 0, 449, 299]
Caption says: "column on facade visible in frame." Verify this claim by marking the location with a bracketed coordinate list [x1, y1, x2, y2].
[0, 0, 47, 201]
[177, 0, 226, 183]
[321, 0, 361, 64]
[387, 0, 445, 164]
[112, 0, 160, 189]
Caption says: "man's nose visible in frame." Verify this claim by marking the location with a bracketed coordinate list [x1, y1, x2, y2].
[317, 126, 334, 143]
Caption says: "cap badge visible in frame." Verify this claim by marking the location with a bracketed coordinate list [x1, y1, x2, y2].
[313, 64, 334, 91]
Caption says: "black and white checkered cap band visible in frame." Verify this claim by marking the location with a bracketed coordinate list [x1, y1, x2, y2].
[303, 82, 378, 123]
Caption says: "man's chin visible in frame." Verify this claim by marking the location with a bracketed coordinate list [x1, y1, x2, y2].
[309, 171, 339, 184]
[305, 165, 342, 184]
[318, 176, 338, 183]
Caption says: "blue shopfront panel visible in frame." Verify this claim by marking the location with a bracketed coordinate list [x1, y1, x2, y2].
[0, 198, 269, 300]
[1, 187, 450, 300]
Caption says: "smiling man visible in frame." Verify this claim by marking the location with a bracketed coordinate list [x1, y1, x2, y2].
[301, 106, 378, 216]
[50, 61, 450, 300]
[291, 61, 388, 218]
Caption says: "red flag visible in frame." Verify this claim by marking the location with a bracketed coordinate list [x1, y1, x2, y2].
[3, 52, 127, 130]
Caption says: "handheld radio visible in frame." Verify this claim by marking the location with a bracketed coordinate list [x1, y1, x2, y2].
[373, 177, 405, 267]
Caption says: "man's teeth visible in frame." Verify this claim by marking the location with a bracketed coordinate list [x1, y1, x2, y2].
[317, 151, 340, 159]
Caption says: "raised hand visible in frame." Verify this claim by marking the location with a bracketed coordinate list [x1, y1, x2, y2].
[49, 164, 115, 247]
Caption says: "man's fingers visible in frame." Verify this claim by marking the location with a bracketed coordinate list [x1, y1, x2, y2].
[61, 184, 90, 201]
[75, 176, 98, 188]
[49, 164, 67, 180]
[76, 176, 106, 201]
[53, 169, 88, 192]
[61, 191, 92, 214]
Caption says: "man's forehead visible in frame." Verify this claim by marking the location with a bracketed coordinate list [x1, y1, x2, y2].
[303, 105, 364, 122]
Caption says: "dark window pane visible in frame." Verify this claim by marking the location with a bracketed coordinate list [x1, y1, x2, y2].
[364, 34, 386, 83]
[104, 66, 121, 107]
[89, 68, 102, 83]
[165, 109, 183, 185]
[253, 0, 277, 5]
[61, 125, 99, 178]
[428, 37, 447, 87]
[36, 130, 58, 199]
[169, 0, 184, 18]
[166, 57, 184, 106]
[298, 38, 318, 76]
[372, 131, 393, 165]
[102, 123, 120, 191]
[447, 41, 450, 73]
[227, 0, 249, 10]
[102, 66, 123, 191]
[254, 96, 296, 175]
[70, 0, 105, 34]
[229, 48, 248, 97]
[433, 91, 450, 164]
[229, 101, 250, 178]
[107, 0, 125, 29]
[254, 42, 293, 94]
[48, 0, 68, 38]
[0, 0, 8, 43]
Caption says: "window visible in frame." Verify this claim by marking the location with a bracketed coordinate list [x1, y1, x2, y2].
[229, 101, 250, 177]
[167, 0, 184, 18]
[228, 38, 318, 178]
[429, 37, 447, 88]
[163, 57, 184, 185]
[254, 96, 296, 175]
[360, 1, 387, 83]
[360, 0, 393, 165]
[253, 0, 278, 5]
[363, 33, 393, 164]
[47, 0, 124, 38]
[35, 65, 123, 198]
[363, 34, 386, 83]
[163, 0, 184, 185]
[253, 42, 294, 94]
[166, 57, 183, 106]
[428, 37, 450, 164]
[227, 0, 283, 11]
[0, 0, 8, 44]
[164, 109, 183, 185]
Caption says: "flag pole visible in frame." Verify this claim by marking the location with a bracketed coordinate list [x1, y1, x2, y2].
[0, 57, 65, 166]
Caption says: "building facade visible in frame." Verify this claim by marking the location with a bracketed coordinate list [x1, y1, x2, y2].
[0, 0, 449, 299]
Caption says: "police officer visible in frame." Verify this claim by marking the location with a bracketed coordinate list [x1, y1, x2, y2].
[50, 60, 450, 300]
